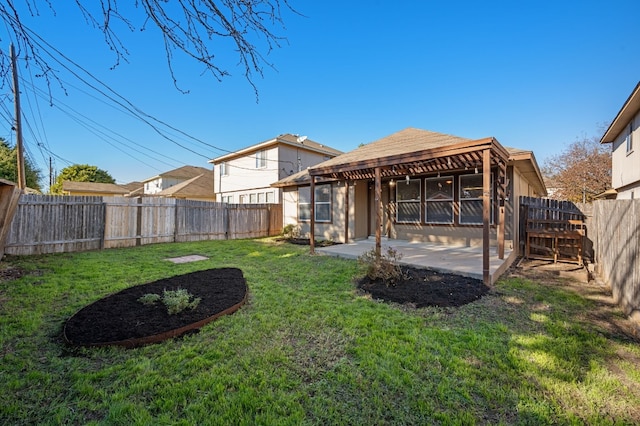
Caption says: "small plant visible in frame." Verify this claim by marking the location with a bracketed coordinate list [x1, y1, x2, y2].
[281, 224, 300, 239]
[138, 288, 201, 315]
[357, 246, 406, 286]
[138, 293, 161, 306]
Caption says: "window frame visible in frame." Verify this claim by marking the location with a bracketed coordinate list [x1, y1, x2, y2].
[220, 162, 228, 176]
[298, 184, 332, 223]
[424, 176, 454, 224]
[256, 150, 267, 168]
[396, 178, 421, 223]
[627, 121, 634, 154]
[459, 173, 493, 225]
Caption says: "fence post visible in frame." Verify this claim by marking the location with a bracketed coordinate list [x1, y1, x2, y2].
[136, 197, 143, 246]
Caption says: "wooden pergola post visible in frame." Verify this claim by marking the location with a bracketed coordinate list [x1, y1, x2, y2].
[310, 177, 315, 255]
[344, 180, 349, 243]
[482, 149, 491, 285]
[497, 162, 506, 260]
[374, 167, 382, 258]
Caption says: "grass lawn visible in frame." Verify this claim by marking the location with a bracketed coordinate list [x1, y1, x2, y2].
[1, 238, 640, 425]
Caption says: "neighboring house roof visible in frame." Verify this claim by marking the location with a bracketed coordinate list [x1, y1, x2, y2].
[209, 133, 343, 164]
[142, 166, 212, 183]
[601, 81, 640, 143]
[62, 181, 131, 195]
[155, 171, 214, 198]
[119, 181, 143, 192]
[272, 128, 547, 196]
[594, 188, 617, 199]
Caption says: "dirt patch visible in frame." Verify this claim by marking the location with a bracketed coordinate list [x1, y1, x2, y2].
[64, 268, 247, 347]
[357, 266, 489, 308]
[0, 264, 26, 282]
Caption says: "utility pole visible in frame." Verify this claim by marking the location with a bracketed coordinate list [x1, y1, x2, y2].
[49, 157, 54, 190]
[10, 43, 26, 190]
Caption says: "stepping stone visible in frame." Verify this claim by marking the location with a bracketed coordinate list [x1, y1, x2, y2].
[165, 255, 209, 264]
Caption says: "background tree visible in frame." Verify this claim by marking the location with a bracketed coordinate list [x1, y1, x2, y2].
[542, 135, 611, 203]
[0, 138, 43, 192]
[0, 1, 294, 96]
[51, 164, 115, 194]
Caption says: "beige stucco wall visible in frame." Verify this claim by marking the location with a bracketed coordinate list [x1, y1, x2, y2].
[282, 183, 350, 242]
[283, 162, 543, 250]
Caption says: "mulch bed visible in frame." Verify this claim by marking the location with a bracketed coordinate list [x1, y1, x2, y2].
[357, 266, 489, 308]
[276, 237, 340, 247]
[63, 268, 247, 348]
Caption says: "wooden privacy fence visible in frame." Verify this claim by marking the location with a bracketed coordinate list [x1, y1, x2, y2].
[4, 195, 283, 256]
[591, 200, 640, 320]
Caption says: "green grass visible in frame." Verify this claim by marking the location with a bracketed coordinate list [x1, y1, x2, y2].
[1, 238, 640, 425]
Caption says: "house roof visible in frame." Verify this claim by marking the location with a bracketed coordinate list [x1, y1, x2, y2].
[155, 170, 214, 198]
[272, 128, 547, 196]
[142, 166, 212, 183]
[601, 81, 640, 143]
[504, 147, 546, 196]
[209, 133, 343, 164]
[307, 127, 511, 180]
[62, 181, 131, 195]
[119, 181, 143, 192]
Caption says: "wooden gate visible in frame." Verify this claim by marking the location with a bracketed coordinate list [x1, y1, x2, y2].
[520, 197, 586, 264]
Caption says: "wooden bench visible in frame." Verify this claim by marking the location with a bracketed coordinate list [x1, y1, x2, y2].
[525, 219, 585, 265]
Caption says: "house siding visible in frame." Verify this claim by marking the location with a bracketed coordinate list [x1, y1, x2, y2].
[217, 144, 335, 203]
[611, 109, 640, 199]
[281, 162, 541, 249]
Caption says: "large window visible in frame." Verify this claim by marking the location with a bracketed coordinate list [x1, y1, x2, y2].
[425, 176, 454, 224]
[298, 184, 332, 222]
[256, 150, 267, 168]
[396, 178, 421, 223]
[459, 174, 493, 224]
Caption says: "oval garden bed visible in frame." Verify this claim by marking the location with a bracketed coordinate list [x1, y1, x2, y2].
[64, 268, 248, 348]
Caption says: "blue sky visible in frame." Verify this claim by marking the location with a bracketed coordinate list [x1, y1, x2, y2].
[1, 1, 638, 186]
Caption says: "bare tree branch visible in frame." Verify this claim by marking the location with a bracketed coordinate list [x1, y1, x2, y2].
[0, 0, 296, 99]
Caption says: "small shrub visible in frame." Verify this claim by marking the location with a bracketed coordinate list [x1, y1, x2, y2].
[138, 289, 201, 315]
[357, 247, 405, 286]
[162, 289, 201, 315]
[138, 293, 161, 306]
[282, 224, 300, 239]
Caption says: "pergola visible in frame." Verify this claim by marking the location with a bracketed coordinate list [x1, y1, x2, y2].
[307, 134, 511, 285]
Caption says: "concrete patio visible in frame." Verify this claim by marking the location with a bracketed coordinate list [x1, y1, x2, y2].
[317, 238, 517, 284]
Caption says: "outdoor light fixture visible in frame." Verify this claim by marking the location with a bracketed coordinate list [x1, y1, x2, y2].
[406, 175, 410, 185]
[437, 171, 440, 178]
[390, 179, 395, 186]
[475, 166, 478, 174]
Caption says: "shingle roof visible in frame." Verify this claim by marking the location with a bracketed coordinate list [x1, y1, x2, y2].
[62, 181, 131, 195]
[210, 133, 342, 163]
[142, 166, 212, 182]
[156, 170, 214, 198]
[310, 128, 472, 171]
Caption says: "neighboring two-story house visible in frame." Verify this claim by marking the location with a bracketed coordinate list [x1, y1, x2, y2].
[601, 81, 640, 199]
[141, 165, 215, 201]
[209, 133, 342, 204]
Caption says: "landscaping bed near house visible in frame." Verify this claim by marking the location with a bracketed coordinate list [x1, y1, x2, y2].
[357, 266, 488, 308]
